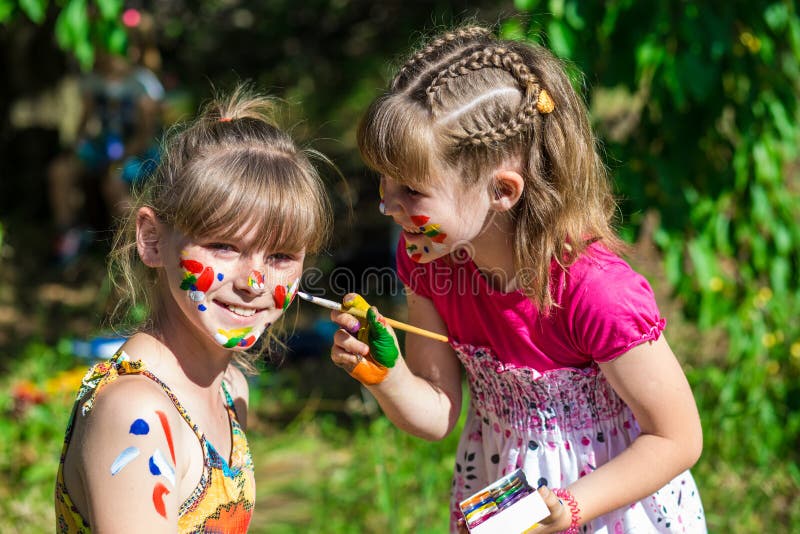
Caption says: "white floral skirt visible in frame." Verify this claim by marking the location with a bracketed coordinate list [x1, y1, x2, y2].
[449, 343, 706, 533]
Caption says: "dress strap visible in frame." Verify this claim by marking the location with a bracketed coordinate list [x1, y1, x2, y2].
[139, 368, 205, 442]
[77, 349, 147, 416]
[220, 382, 239, 419]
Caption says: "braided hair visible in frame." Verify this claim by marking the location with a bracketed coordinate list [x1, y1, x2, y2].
[358, 25, 621, 311]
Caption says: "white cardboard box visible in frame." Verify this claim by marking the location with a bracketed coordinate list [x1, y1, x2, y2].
[460, 469, 550, 534]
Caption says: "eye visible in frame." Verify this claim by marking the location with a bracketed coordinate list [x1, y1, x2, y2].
[269, 252, 293, 260]
[206, 242, 238, 253]
[266, 252, 301, 265]
[403, 185, 421, 197]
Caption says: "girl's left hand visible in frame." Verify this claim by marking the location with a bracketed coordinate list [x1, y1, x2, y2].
[457, 486, 577, 533]
[528, 485, 577, 533]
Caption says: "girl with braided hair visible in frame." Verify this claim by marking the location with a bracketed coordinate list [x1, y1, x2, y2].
[330, 26, 706, 533]
[55, 85, 332, 533]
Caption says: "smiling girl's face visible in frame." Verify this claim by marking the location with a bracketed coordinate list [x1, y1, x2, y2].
[159, 224, 304, 351]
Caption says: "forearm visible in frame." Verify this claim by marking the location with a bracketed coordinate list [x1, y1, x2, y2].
[567, 430, 702, 524]
[366, 356, 460, 441]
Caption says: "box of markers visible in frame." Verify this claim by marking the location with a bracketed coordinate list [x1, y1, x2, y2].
[459, 468, 550, 534]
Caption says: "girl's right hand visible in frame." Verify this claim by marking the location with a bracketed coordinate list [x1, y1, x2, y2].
[330, 293, 400, 385]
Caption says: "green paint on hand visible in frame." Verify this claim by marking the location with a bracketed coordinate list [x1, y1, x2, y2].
[366, 307, 399, 368]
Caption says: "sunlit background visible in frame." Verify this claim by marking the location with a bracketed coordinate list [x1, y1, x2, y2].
[0, 1, 798, 532]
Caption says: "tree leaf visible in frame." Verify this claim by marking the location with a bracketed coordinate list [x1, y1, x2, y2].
[19, 0, 46, 23]
[0, 0, 16, 23]
[546, 19, 575, 58]
[95, 0, 122, 20]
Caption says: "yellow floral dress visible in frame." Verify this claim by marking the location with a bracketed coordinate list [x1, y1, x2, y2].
[55, 351, 255, 533]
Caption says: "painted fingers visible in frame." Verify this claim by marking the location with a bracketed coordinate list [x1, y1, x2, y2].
[330, 293, 400, 386]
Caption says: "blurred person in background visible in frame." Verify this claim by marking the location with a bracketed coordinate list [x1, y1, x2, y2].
[47, 9, 164, 266]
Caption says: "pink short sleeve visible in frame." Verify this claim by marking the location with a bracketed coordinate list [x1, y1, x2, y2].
[395, 237, 433, 298]
[566, 258, 666, 363]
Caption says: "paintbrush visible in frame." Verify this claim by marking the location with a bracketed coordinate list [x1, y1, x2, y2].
[297, 291, 450, 344]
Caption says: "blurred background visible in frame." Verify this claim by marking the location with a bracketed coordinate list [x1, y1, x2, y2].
[0, 0, 798, 532]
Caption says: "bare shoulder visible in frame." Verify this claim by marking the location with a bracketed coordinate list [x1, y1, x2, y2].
[75, 375, 183, 532]
[81, 374, 184, 465]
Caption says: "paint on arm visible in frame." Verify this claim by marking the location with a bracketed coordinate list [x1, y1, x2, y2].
[108, 412, 177, 519]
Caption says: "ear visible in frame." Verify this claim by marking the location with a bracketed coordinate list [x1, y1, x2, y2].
[136, 207, 165, 267]
[489, 170, 524, 212]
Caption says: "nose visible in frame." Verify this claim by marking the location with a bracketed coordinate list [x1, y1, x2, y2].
[379, 177, 402, 217]
[246, 270, 267, 294]
[232, 255, 268, 296]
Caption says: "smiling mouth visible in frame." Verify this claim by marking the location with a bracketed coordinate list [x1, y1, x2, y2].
[216, 301, 263, 317]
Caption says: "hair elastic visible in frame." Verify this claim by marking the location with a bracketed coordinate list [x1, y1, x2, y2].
[218, 116, 233, 122]
[552, 488, 580, 534]
[535, 89, 555, 114]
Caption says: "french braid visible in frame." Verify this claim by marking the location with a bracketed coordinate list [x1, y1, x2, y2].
[426, 46, 547, 146]
[391, 26, 492, 90]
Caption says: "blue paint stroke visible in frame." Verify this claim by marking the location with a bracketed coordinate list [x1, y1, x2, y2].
[110, 446, 140, 475]
[149, 448, 176, 486]
[217, 273, 224, 281]
[129, 418, 150, 435]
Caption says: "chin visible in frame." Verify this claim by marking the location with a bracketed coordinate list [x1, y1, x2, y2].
[405, 242, 450, 264]
[212, 326, 264, 350]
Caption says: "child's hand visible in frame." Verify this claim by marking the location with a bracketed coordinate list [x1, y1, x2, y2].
[330, 293, 400, 385]
[528, 485, 578, 533]
[456, 486, 575, 534]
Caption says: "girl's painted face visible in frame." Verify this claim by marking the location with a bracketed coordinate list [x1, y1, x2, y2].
[379, 172, 491, 263]
[161, 227, 304, 351]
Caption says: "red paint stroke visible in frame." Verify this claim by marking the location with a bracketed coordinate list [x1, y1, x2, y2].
[410, 253, 423, 262]
[155, 410, 176, 464]
[410, 215, 430, 226]
[240, 335, 256, 348]
[430, 233, 447, 243]
[194, 266, 214, 292]
[152, 482, 169, 518]
[273, 285, 287, 309]
[180, 259, 203, 273]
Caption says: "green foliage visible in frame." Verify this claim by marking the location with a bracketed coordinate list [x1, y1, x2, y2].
[0, 0, 126, 69]
[261, 414, 458, 533]
[0, 341, 82, 532]
[507, 1, 800, 467]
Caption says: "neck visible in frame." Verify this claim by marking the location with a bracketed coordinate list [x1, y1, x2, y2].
[469, 210, 519, 293]
[149, 297, 232, 390]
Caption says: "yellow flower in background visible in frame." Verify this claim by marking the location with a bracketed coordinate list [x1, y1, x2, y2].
[45, 367, 89, 396]
[709, 277, 723, 292]
[761, 332, 776, 349]
[766, 360, 780, 376]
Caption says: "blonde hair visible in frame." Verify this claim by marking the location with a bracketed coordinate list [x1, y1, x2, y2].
[358, 25, 621, 311]
[109, 85, 333, 366]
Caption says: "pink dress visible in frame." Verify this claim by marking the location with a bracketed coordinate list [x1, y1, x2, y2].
[396, 239, 706, 533]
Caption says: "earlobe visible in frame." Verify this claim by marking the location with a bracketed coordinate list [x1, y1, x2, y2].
[490, 170, 524, 212]
[136, 207, 164, 267]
